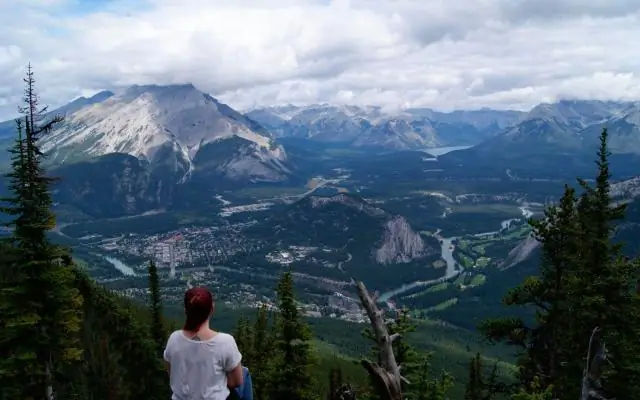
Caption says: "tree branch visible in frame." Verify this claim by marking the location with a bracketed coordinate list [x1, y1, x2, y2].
[357, 281, 405, 400]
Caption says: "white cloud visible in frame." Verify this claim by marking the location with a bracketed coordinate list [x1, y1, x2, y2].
[1, 0, 640, 119]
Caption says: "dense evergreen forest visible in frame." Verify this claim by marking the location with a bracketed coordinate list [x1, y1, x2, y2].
[2, 67, 640, 400]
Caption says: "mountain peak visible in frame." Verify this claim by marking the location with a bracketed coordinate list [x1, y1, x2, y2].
[38, 82, 289, 183]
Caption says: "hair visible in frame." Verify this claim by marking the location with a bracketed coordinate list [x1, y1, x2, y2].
[183, 287, 214, 331]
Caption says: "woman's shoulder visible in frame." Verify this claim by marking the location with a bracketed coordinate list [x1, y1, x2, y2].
[215, 331, 236, 342]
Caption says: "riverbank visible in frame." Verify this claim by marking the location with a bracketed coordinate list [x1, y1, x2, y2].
[378, 206, 534, 302]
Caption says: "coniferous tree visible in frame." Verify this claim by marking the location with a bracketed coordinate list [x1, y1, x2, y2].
[271, 271, 317, 400]
[252, 305, 276, 400]
[147, 260, 165, 356]
[233, 314, 255, 368]
[463, 353, 499, 400]
[0, 64, 83, 399]
[464, 353, 483, 400]
[328, 366, 344, 400]
[480, 128, 640, 398]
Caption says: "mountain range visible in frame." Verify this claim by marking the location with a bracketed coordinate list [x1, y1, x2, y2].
[246, 104, 524, 150]
[2, 83, 640, 216]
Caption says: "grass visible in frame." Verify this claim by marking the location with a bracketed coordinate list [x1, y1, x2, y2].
[429, 298, 458, 311]
[470, 274, 486, 286]
[428, 282, 450, 292]
[476, 257, 491, 268]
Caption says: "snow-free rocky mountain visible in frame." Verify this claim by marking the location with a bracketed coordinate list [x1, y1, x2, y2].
[0, 84, 292, 217]
[251, 193, 437, 264]
[40, 84, 289, 183]
[246, 104, 525, 150]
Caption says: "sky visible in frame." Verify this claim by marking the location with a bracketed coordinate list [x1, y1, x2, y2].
[1, 0, 640, 120]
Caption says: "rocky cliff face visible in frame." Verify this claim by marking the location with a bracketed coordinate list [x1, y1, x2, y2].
[500, 235, 540, 270]
[374, 215, 431, 264]
[307, 193, 431, 264]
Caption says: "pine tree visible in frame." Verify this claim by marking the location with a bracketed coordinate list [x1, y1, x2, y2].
[464, 353, 483, 400]
[233, 314, 254, 368]
[0, 64, 83, 399]
[147, 260, 165, 356]
[252, 305, 276, 400]
[463, 353, 500, 400]
[271, 271, 317, 400]
[412, 355, 453, 400]
[480, 128, 640, 398]
[327, 366, 344, 400]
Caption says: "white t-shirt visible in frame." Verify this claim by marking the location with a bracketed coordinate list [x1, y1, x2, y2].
[163, 330, 242, 400]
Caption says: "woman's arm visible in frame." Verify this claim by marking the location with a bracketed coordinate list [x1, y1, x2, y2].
[226, 364, 243, 388]
[224, 335, 244, 388]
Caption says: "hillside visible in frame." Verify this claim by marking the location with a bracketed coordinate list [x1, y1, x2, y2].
[0, 84, 297, 218]
[244, 193, 443, 290]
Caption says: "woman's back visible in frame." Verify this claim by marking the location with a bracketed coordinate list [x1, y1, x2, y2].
[163, 330, 242, 400]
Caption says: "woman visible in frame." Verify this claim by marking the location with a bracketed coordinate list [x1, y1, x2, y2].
[163, 287, 244, 400]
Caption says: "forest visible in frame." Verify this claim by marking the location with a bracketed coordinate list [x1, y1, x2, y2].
[1, 67, 640, 400]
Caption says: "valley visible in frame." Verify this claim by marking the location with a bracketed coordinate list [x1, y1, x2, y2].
[4, 84, 640, 399]
[4, 88, 640, 335]
[49, 146, 546, 330]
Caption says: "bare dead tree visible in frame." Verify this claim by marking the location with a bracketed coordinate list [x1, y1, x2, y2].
[356, 281, 408, 400]
[580, 327, 615, 400]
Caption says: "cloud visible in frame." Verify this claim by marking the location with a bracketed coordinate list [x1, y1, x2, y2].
[1, 0, 640, 119]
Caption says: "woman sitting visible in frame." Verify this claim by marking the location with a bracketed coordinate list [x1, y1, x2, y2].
[163, 287, 244, 400]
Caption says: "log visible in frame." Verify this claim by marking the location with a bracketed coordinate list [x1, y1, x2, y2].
[356, 281, 406, 400]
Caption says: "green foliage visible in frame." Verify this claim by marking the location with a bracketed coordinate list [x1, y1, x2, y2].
[480, 128, 640, 398]
[0, 66, 169, 400]
[0, 65, 84, 399]
[147, 260, 165, 356]
[272, 271, 318, 400]
[510, 377, 553, 400]
[361, 308, 454, 400]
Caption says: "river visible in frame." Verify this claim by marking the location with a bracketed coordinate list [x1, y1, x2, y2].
[377, 205, 533, 302]
[103, 256, 137, 276]
[377, 234, 460, 303]
[99, 205, 533, 296]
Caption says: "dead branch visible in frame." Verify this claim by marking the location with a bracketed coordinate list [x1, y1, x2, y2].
[356, 281, 405, 400]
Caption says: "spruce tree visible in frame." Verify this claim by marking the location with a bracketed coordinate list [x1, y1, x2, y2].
[147, 260, 165, 356]
[464, 353, 483, 400]
[252, 305, 276, 400]
[233, 314, 254, 368]
[480, 128, 640, 398]
[0, 64, 83, 399]
[271, 271, 317, 400]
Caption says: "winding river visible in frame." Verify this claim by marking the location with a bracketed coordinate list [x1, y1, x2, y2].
[99, 204, 533, 301]
[377, 206, 533, 302]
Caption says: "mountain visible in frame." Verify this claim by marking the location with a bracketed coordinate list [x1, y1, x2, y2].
[581, 105, 640, 153]
[40, 84, 289, 182]
[440, 100, 640, 178]
[0, 90, 115, 139]
[0, 84, 295, 218]
[247, 193, 442, 289]
[247, 104, 524, 151]
[475, 100, 631, 153]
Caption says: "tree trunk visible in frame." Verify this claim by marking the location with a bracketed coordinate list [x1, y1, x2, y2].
[356, 281, 407, 400]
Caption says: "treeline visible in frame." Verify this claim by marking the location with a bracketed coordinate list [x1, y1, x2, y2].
[2, 66, 640, 400]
